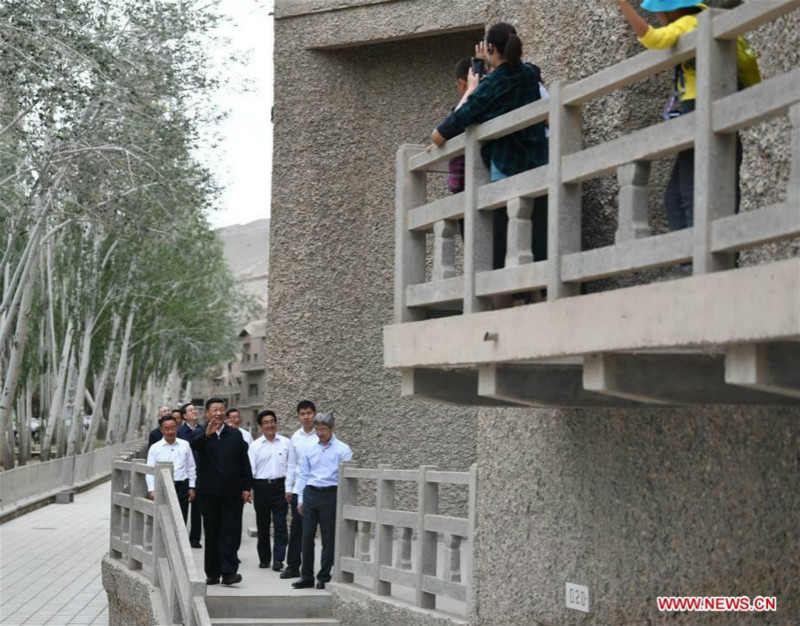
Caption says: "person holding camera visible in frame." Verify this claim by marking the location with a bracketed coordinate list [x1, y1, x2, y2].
[430, 23, 548, 305]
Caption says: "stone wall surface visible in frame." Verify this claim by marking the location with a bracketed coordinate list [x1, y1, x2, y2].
[269, 0, 800, 624]
[269, 0, 486, 512]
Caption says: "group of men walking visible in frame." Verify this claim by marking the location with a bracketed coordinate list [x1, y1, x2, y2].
[145, 398, 352, 589]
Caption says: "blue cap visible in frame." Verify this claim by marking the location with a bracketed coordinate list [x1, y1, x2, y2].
[641, 0, 701, 11]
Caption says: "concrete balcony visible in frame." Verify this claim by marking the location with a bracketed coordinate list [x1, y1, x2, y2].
[384, 2, 800, 408]
[237, 395, 264, 408]
[241, 359, 265, 373]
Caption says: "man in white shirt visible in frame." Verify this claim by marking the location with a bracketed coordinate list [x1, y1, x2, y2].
[280, 399, 318, 579]
[248, 409, 290, 571]
[226, 408, 254, 445]
[146, 414, 196, 522]
[292, 412, 352, 590]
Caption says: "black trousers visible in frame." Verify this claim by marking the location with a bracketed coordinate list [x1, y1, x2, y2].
[189, 497, 202, 544]
[174, 480, 189, 523]
[286, 493, 302, 571]
[253, 480, 289, 565]
[199, 493, 242, 578]
[300, 486, 337, 583]
[664, 99, 743, 232]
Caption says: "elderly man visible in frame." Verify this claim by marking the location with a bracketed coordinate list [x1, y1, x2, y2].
[146, 415, 196, 521]
[191, 397, 253, 586]
[226, 408, 253, 445]
[147, 405, 172, 450]
[178, 402, 205, 548]
[292, 413, 352, 590]
[248, 409, 290, 570]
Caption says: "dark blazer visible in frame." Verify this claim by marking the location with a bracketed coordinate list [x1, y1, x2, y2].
[191, 426, 253, 496]
[177, 422, 202, 442]
[147, 427, 162, 450]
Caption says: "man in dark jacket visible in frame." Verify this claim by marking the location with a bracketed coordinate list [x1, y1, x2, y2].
[146, 406, 171, 450]
[191, 397, 253, 586]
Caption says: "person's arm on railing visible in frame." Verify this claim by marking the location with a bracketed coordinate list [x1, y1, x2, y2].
[428, 71, 499, 151]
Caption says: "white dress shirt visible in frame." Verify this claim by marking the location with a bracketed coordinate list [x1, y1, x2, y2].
[296, 435, 353, 504]
[248, 434, 290, 479]
[285, 426, 318, 495]
[145, 437, 196, 491]
[238, 428, 254, 445]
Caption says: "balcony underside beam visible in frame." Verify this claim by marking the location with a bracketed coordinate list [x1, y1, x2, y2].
[401, 368, 526, 407]
[478, 364, 643, 408]
[725, 342, 800, 399]
[583, 352, 800, 405]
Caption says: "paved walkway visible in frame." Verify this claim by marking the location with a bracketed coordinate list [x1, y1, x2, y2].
[0, 483, 111, 626]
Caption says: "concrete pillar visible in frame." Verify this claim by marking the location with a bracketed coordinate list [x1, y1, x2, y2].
[394, 145, 427, 323]
[547, 80, 583, 299]
[505, 197, 534, 267]
[432, 220, 458, 280]
[692, 10, 738, 274]
[415, 465, 438, 609]
[463, 126, 493, 314]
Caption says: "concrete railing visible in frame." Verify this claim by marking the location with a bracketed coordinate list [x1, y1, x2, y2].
[0, 441, 144, 518]
[109, 458, 211, 626]
[394, 0, 800, 322]
[334, 463, 478, 617]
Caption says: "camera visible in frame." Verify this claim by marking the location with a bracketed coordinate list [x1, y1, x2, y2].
[470, 57, 486, 78]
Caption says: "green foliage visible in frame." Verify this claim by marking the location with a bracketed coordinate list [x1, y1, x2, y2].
[0, 0, 247, 404]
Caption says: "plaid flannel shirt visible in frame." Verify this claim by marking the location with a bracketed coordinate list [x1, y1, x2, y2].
[436, 62, 548, 177]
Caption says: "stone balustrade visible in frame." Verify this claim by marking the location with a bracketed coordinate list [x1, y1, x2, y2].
[333, 462, 478, 618]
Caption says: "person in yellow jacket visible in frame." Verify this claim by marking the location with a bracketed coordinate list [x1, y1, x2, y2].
[614, 0, 761, 233]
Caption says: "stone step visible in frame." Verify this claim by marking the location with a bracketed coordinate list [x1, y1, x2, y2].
[210, 619, 339, 626]
[206, 594, 332, 619]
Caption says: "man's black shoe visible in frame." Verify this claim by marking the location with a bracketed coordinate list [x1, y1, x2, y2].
[272, 561, 283, 572]
[316, 581, 326, 590]
[206, 577, 219, 585]
[258, 563, 269, 569]
[280, 569, 300, 579]
[292, 578, 314, 589]
[222, 573, 242, 586]
[191, 542, 202, 549]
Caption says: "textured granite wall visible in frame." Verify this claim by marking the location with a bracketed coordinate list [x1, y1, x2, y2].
[269, 0, 800, 624]
[268, 1, 485, 513]
[473, 2, 800, 624]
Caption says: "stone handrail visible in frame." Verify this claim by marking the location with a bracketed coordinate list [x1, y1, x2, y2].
[0, 441, 144, 518]
[394, 0, 800, 322]
[333, 463, 478, 618]
[109, 458, 211, 626]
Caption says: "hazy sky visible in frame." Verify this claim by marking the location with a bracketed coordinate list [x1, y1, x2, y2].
[203, 0, 274, 229]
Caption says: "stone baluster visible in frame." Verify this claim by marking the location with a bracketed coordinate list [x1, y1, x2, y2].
[432, 220, 458, 280]
[374, 464, 395, 596]
[505, 198, 534, 267]
[615, 161, 652, 243]
[358, 521, 371, 561]
[398, 527, 413, 570]
[445, 534, 463, 582]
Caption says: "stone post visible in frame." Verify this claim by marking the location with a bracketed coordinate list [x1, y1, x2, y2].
[616, 161, 652, 243]
[415, 465, 439, 609]
[394, 145, 427, 323]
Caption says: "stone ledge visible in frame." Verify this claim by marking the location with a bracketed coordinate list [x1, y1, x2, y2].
[279, 0, 485, 50]
[101, 555, 168, 626]
[329, 582, 469, 626]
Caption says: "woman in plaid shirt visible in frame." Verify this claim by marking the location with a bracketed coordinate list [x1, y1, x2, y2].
[430, 23, 549, 301]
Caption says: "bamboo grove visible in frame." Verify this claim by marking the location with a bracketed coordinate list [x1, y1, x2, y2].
[0, 0, 249, 469]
